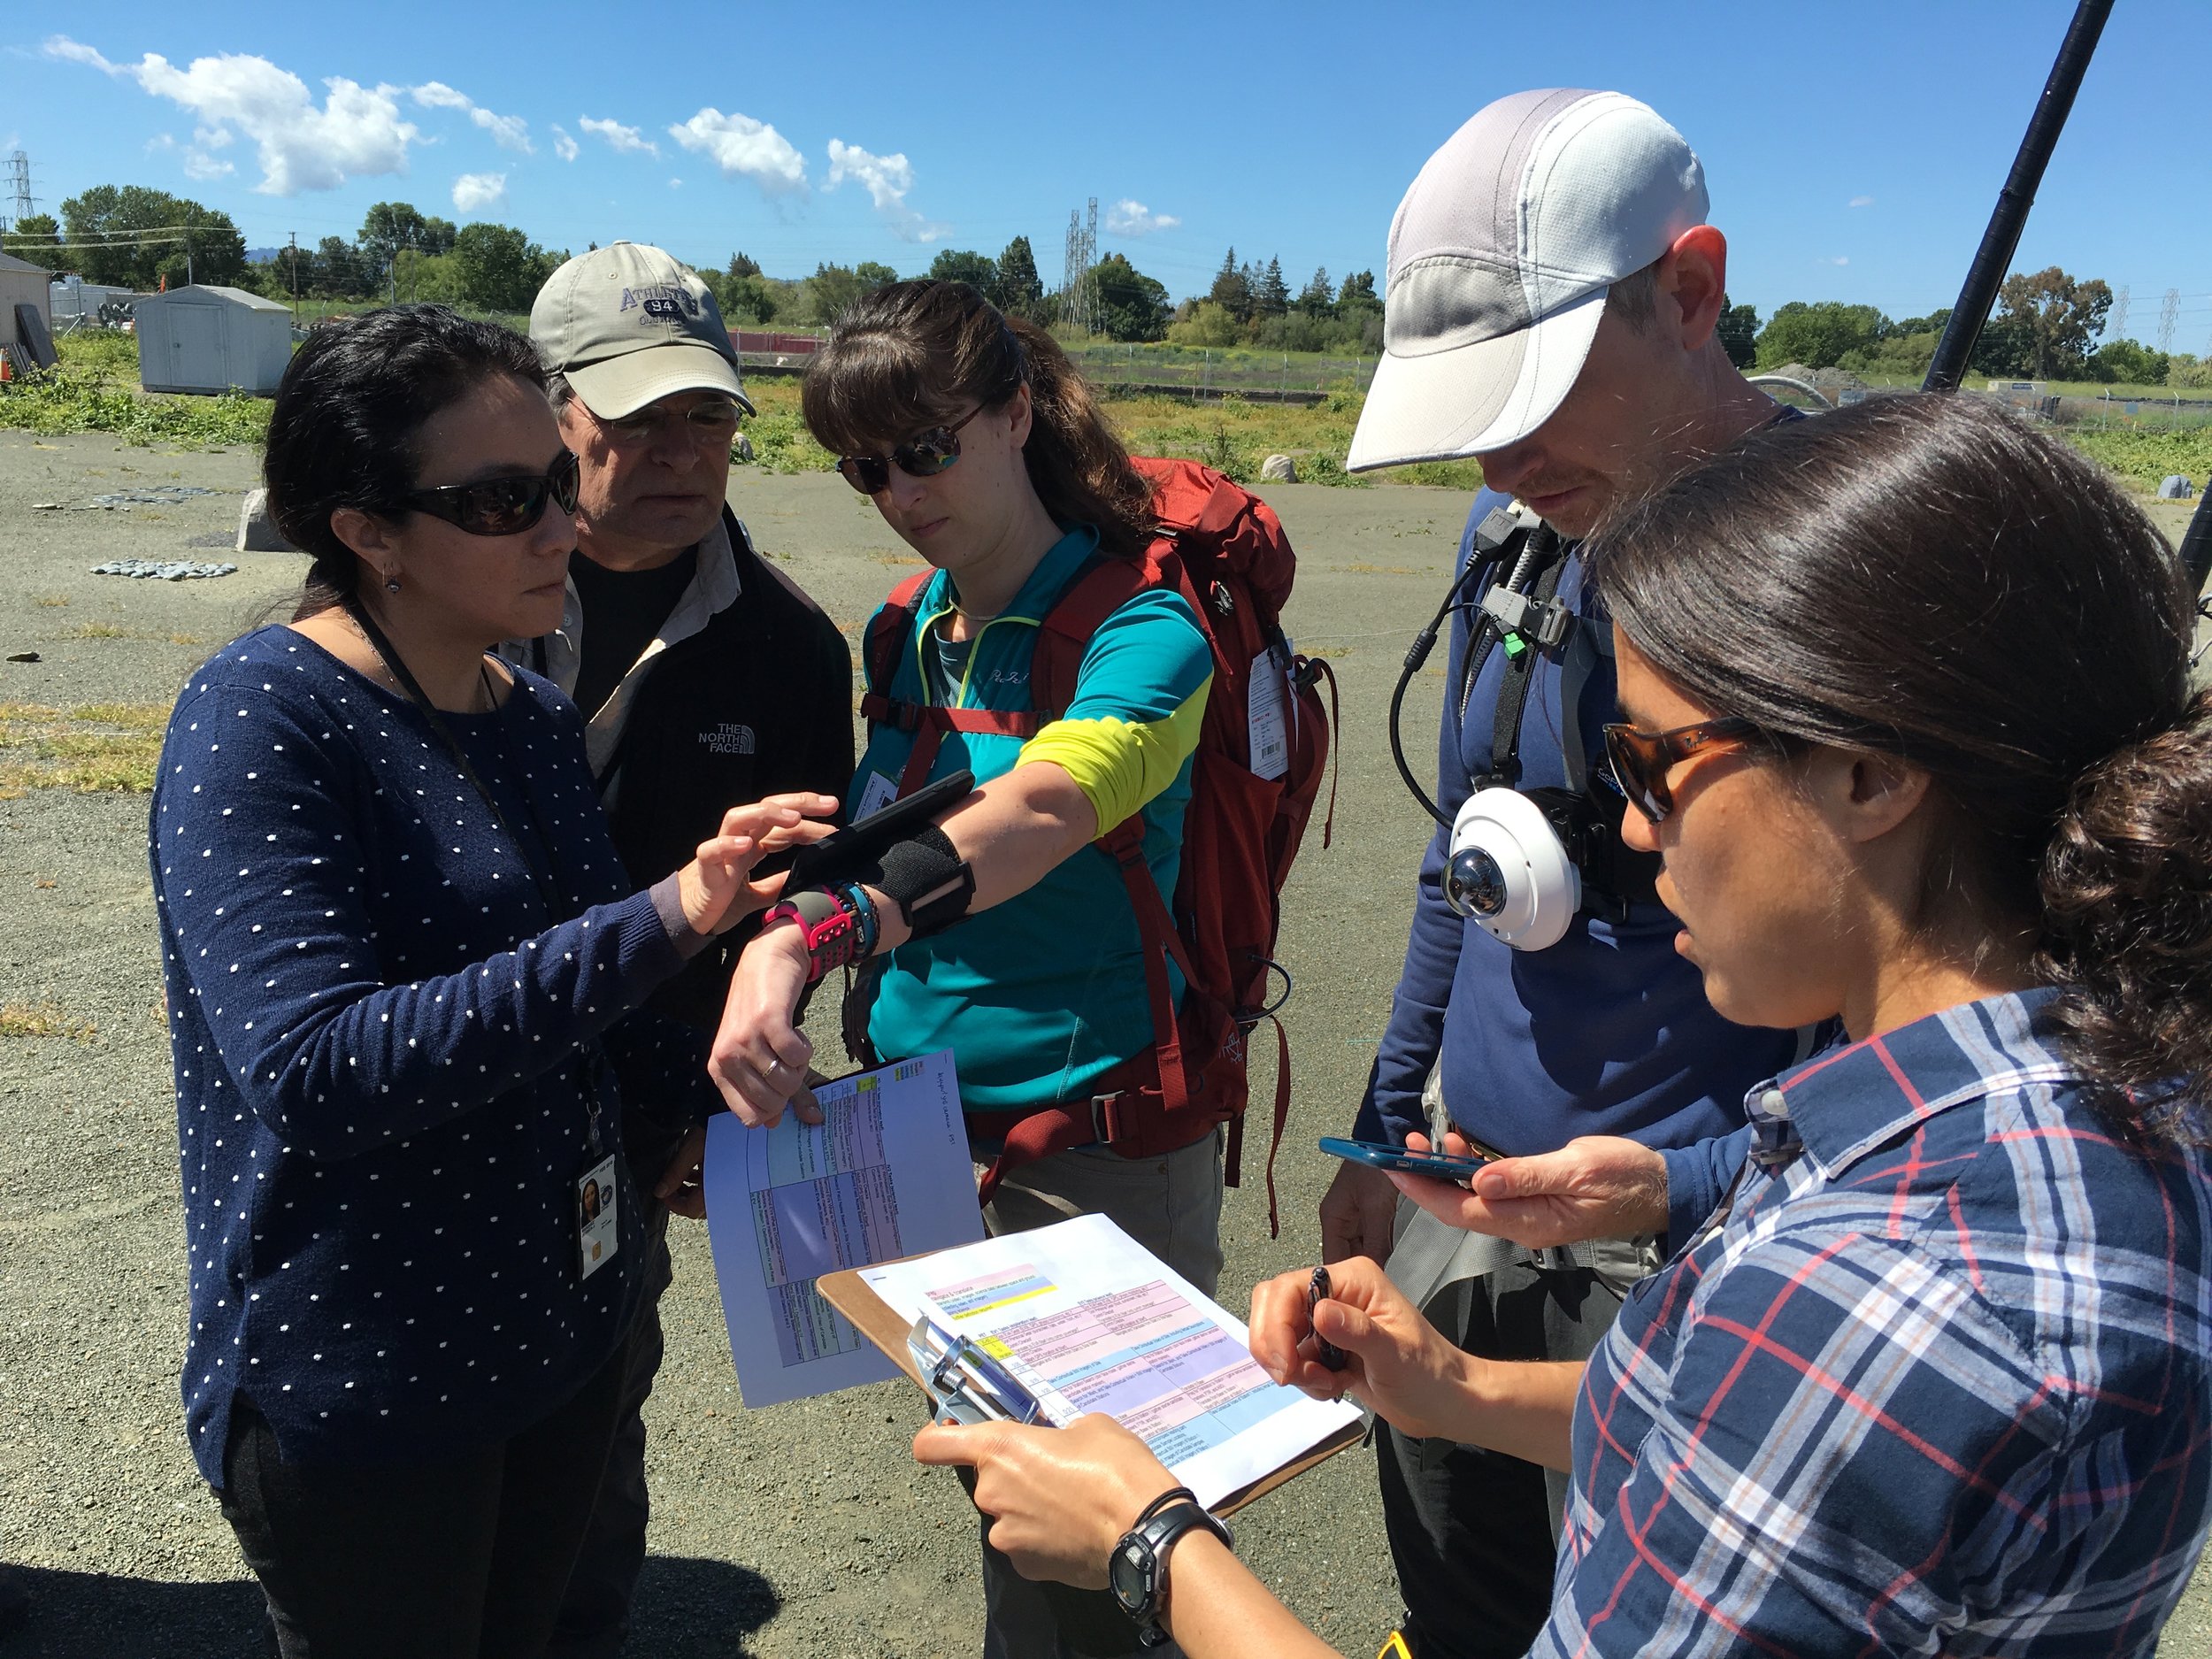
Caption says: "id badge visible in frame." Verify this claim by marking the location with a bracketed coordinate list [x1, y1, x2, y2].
[576, 1153, 619, 1280]
[855, 770, 900, 819]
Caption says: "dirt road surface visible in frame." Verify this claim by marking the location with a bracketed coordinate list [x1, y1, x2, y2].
[3, 426, 2205, 1656]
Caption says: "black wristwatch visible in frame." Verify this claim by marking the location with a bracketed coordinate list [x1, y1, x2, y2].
[1109, 1486, 1234, 1647]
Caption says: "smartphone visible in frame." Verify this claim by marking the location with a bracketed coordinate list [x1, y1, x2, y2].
[783, 768, 975, 894]
[1318, 1135, 1492, 1187]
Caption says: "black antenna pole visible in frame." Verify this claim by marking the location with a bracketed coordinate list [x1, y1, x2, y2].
[2180, 490, 2212, 598]
[1923, 0, 2114, 393]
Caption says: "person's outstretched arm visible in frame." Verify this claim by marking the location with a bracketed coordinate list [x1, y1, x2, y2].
[710, 585, 1212, 1125]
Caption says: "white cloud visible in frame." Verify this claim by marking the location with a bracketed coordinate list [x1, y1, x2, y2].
[1848, 195, 1874, 208]
[470, 108, 531, 153]
[668, 177, 682, 189]
[409, 81, 532, 154]
[1821, 255, 1851, 265]
[669, 108, 807, 196]
[452, 171, 507, 214]
[1105, 198, 1180, 236]
[826, 138, 946, 242]
[42, 35, 109, 69]
[44, 35, 419, 195]
[182, 149, 235, 181]
[580, 115, 658, 158]
[551, 124, 579, 162]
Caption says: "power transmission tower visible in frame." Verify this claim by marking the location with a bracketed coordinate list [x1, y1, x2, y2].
[2108, 285, 2129, 342]
[2158, 288, 2180, 354]
[1060, 197, 1098, 336]
[2, 150, 36, 235]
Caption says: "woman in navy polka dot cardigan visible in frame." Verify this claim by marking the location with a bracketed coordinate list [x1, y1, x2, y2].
[149, 306, 833, 1656]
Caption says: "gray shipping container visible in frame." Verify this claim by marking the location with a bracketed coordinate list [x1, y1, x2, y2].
[135, 285, 292, 395]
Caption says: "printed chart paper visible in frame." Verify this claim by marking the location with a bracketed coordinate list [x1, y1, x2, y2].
[861, 1213, 1361, 1508]
[704, 1049, 980, 1407]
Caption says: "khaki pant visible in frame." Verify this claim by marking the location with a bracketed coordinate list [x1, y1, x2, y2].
[979, 1131, 1226, 1296]
[972, 1131, 1225, 1658]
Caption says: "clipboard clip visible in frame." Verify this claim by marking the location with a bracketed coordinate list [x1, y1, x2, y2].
[908, 1317, 1045, 1426]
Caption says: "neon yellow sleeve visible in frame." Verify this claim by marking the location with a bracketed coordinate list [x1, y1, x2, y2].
[1017, 679, 1211, 835]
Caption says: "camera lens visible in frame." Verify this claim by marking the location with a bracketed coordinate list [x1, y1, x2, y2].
[1446, 847, 1508, 918]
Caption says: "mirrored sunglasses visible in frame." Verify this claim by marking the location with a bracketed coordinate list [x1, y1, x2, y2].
[403, 449, 580, 537]
[836, 406, 983, 495]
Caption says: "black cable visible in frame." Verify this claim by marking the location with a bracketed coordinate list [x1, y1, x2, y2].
[2180, 487, 2212, 603]
[1390, 557, 1496, 827]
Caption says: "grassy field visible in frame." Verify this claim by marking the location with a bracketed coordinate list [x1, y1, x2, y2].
[6, 329, 2203, 500]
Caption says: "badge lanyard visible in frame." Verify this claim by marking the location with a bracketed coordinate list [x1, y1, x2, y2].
[345, 598, 611, 1161]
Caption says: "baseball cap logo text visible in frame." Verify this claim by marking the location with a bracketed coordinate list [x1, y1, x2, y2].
[618, 283, 703, 320]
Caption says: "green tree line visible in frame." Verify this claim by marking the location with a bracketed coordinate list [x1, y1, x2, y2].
[14, 185, 2202, 387]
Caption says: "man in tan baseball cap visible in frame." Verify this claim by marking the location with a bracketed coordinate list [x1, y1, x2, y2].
[521, 242, 854, 1658]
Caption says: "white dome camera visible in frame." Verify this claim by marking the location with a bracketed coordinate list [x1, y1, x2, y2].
[1443, 787, 1582, 950]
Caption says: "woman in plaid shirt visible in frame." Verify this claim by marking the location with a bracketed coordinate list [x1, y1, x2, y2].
[918, 391, 2212, 1657]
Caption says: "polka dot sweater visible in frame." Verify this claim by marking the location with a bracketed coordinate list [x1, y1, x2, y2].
[150, 626, 717, 1486]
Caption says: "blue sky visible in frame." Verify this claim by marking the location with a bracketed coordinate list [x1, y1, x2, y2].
[5, 0, 2208, 343]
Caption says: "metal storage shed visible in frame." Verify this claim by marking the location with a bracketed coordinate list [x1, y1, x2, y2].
[0, 250, 52, 362]
[134, 285, 292, 396]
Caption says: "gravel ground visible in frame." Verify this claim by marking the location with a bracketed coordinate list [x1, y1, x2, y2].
[2, 426, 2206, 1657]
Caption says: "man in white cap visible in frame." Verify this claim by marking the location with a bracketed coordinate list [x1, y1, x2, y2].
[520, 242, 853, 1658]
[1318, 90, 1808, 1659]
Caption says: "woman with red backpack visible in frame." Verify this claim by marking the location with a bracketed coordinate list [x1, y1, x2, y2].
[708, 277, 1252, 1654]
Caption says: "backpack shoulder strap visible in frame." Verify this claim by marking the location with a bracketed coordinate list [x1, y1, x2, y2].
[858, 572, 934, 725]
[1027, 542, 1178, 720]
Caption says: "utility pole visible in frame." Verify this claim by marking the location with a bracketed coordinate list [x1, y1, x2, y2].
[288, 232, 300, 329]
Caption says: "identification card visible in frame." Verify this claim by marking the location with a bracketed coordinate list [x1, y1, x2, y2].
[1247, 649, 1291, 782]
[577, 1153, 618, 1280]
[855, 770, 901, 819]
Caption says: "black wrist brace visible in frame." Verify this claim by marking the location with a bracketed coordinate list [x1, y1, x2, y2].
[868, 825, 975, 940]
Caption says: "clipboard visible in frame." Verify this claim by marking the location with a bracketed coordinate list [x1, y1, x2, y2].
[819, 1259, 1365, 1518]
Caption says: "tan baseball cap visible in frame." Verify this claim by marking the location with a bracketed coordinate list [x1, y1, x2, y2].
[1348, 90, 1707, 472]
[529, 241, 754, 419]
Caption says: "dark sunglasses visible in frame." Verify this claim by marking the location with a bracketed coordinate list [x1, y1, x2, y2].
[836, 406, 982, 495]
[403, 449, 580, 536]
[1601, 716, 1768, 824]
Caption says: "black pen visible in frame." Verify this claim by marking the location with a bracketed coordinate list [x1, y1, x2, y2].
[1308, 1266, 1349, 1371]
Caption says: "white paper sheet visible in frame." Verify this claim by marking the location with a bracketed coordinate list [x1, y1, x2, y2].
[861, 1213, 1361, 1508]
[703, 1049, 982, 1407]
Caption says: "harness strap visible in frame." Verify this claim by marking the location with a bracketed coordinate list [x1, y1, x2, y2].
[1486, 534, 1568, 787]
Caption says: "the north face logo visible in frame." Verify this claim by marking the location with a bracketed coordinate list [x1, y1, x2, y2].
[698, 724, 756, 756]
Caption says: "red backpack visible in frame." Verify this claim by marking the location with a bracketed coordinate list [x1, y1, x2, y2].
[856, 458, 1336, 1235]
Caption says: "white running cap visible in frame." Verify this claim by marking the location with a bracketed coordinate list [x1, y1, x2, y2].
[1348, 89, 1708, 472]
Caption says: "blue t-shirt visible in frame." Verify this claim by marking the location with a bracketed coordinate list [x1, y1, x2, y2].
[1355, 490, 1800, 1236]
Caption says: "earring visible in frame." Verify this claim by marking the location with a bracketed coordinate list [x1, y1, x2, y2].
[383, 572, 402, 595]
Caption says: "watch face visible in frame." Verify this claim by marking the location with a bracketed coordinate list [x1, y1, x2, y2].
[1110, 1536, 1155, 1615]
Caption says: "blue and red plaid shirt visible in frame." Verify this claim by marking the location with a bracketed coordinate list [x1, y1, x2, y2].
[1540, 989, 2212, 1656]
